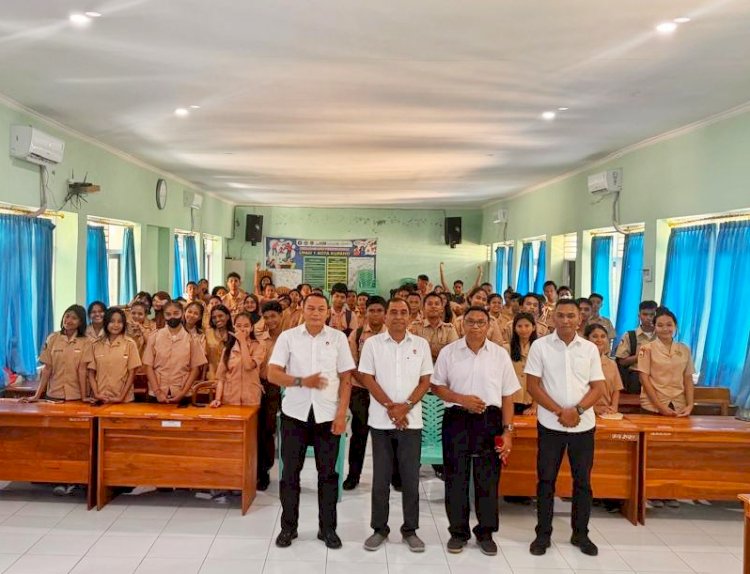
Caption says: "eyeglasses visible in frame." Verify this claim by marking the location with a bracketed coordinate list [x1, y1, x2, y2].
[464, 320, 488, 327]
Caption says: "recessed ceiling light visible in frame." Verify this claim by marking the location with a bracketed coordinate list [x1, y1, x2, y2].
[673, 17, 691, 24]
[69, 13, 91, 25]
[189, 105, 201, 109]
[542, 111, 556, 121]
[558, 107, 569, 111]
[174, 108, 189, 117]
[656, 21, 678, 34]
[228, 182, 252, 189]
[85, 11, 102, 17]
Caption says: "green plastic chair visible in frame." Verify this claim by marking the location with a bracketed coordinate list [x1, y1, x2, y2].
[420, 392, 445, 465]
[398, 277, 417, 287]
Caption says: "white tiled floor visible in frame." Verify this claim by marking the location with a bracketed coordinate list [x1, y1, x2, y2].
[0, 456, 744, 574]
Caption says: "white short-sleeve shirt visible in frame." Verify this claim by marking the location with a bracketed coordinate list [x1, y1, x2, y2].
[431, 337, 521, 407]
[358, 330, 433, 430]
[269, 324, 356, 423]
[524, 332, 605, 433]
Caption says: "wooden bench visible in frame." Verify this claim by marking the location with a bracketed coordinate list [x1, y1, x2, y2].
[617, 386, 731, 416]
[0, 399, 98, 508]
[499, 414, 641, 525]
[97, 403, 259, 514]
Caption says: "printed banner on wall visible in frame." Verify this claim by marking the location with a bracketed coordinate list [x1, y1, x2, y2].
[265, 237, 377, 291]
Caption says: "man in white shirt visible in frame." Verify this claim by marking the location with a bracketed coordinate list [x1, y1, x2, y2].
[431, 306, 519, 556]
[268, 293, 355, 550]
[358, 298, 433, 553]
[525, 299, 605, 557]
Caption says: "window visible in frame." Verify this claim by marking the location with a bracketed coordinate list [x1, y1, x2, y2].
[202, 234, 220, 287]
[590, 225, 644, 320]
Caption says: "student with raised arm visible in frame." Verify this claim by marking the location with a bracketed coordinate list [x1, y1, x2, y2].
[267, 293, 355, 550]
[439, 261, 482, 303]
[525, 299, 605, 558]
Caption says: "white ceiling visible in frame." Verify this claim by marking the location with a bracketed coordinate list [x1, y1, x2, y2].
[2, 0, 750, 208]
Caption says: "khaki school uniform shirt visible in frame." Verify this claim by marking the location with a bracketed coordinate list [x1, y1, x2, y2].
[142, 328, 208, 397]
[221, 290, 247, 318]
[615, 327, 655, 371]
[598, 355, 624, 408]
[126, 320, 156, 376]
[349, 323, 387, 387]
[636, 338, 695, 412]
[503, 342, 533, 405]
[588, 315, 616, 340]
[84, 335, 141, 402]
[408, 319, 459, 362]
[204, 328, 229, 381]
[215, 339, 266, 406]
[85, 325, 105, 343]
[328, 307, 359, 333]
[260, 332, 280, 381]
[501, 318, 549, 346]
[454, 315, 503, 346]
[282, 307, 303, 331]
[38, 333, 90, 400]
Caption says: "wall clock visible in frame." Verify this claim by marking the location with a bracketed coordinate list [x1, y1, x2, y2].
[156, 178, 168, 210]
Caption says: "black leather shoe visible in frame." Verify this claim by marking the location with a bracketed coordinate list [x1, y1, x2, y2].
[529, 537, 551, 555]
[446, 536, 467, 554]
[275, 530, 297, 548]
[257, 474, 270, 491]
[318, 529, 343, 549]
[342, 476, 359, 491]
[571, 534, 598, 556]
[478, 537, 498, 556]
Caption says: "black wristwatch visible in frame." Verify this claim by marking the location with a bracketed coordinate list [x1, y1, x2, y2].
[575, 404, 586, 416]
[293, 377, 302, 387]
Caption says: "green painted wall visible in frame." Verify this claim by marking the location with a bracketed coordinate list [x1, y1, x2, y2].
[226, 207, 488, 295]
[481, 107, 750, 299]
[0, 99, 234, 316]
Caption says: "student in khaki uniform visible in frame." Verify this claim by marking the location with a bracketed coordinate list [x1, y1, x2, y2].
[587, 294, 615, 340]
[503, 312, 538, 415]
[222, 272, 247, 319]
[327, 282, 358, 336]
[202, 295, 222, 332]
[541, 281, 558, 326]
[488, 294, 504, 322]
[185, 281, 200, 304]
[85, 308, 141, 404]
[355, 292, 369, 323]
[184, 301, 206, 349]
[455, 288, 502, 344]
[86, 301, 106, 342]
[576, 298, 593, 336]
[439, 262, 483, 302]
[615, 300, 658, 394]
[344, 295, 388, 491]
[27, 305, 89, 403]
[501, 294, 548, 344]
[406, 292, 423, 324]
[126, 301, 154, 399]
[585, 324, 623, 415]
[281, 290, 303, 331]
[409, 292, 459, 362]
[205, 304, 233, 381]
[211, 312, 266, 407]
[150, 291, 171, 330]
[143, 302, 207, 404]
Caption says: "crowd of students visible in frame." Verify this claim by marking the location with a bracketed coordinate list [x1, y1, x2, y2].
[18, 263, 697, 554]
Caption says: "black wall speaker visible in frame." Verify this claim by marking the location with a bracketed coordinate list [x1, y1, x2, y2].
[245, 214, 264, 245]
[444, 216, 462, 248]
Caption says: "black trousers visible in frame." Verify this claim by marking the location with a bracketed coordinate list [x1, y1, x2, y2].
[279, 410, 340, 533]
[535, 424, 595, 540]
[258, 380, 281, 479]
[371, 428, 421, 535]
[347, 386, 370, 480]
[442, 406, 502, 541]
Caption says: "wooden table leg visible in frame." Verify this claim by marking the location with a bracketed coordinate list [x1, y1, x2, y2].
[638, 434, 647, 525]
[743, 498, 749, 574]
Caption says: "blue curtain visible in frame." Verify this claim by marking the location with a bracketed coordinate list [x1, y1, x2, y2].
[184, 235, 199, 284]
[533, 241, 546, 293]
[591, 236, 612, 317]
[699, 221, 750, 398]
[172, 235, 183, 298]
[0, 215, 55, 383]
[495, 246, 506, 292]
[661, 224, 715, 360]
[516, 243, 532, 294]
[615, 232, 644, 344]
[86, 225, 109, 307]
[119, 227, 137, 305]
[506, 245, 514, 290]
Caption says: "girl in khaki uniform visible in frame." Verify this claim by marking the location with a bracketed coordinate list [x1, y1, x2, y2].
[85, 301, 106, 342]
[503, 312, 538, 415]
[85, 309, 142, 403]
[585, 324, 623, 415]
[184, 302, 206, 350]
[28, 305, 90, 402]
[211, 313, 266, 407]
[126, 302, 154, 399]
[205, 304, 233, 381]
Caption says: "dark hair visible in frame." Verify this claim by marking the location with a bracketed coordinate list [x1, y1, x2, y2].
[366, 295, 387, 309]
[543, 280, 557, 290]
[330, 282, 348, 296]
[557, 285, 572, 295]
[575, 297, 591, 308]
[510, 293, 523, 303]
[175, 297, 187, 304]
[443, 300, 454, 323]
[208, 295, 222, 305]
[222, 311, 256, 368]
[134, 291, 152, 306]
[87, 300, 106, 316]
[130, 301, 149, 313]
[488, 293, 503, 305]
[347, 289, 357, 295]
[226, 272, 241, 281]
[263, 282, 276, 290]
[406, 292, 422, 300]
[153, 291, 171, 302]
[60, 304, 87, 337]
[103, 308, 128, 337]
[259, 275, 272, 288]
[198, 278, 209, 285]
[163, 301, 183, 314]
[209, 304, 234, 331]
[510, 312, 537, 362]
[385, 297, 409, 312]
[520, 293, 540, 308]
[211, 286, 226, 296]
[480, 282, 492, 289]
[262, 300, 283, 315]
[356, 292, 369, 299]
[654, 306, 678, 326]
[589, 293, 604, 302]
[243, 294, 261, 324]
[453, 279, 464, 286]
[423, 292, 442, 307]
[503, 286, 514, 296]
[639, 300, 658, 311]
[557, 298, 580, 310]
[464, 305, 490, 321]
[278, 294, 291, 304]
[186, 281, 198, 288]
[467, 286, 487, 302]
[303, 292, 329, 307]
[584, 323, 608, 338]
[184, 301, 205, 334]
[297, 283, 311, 291]
[418, 274, 429, 282]
[289, 289, 301, 297]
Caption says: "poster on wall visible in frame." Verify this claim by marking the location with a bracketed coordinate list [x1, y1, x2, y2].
[265, 237, 377, 291]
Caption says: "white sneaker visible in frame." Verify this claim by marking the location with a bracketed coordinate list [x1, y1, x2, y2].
[53, 485, 75, 496]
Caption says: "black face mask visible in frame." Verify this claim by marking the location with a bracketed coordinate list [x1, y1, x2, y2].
[166, 318, 182, 329]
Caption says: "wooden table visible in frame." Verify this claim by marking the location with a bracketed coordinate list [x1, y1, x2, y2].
[499, 415, 641, 525]
[626, 415, 750, 524]
[97, 403, 259, 514]
[740, 494, 749, 574]
[0, 399, 98, 508]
